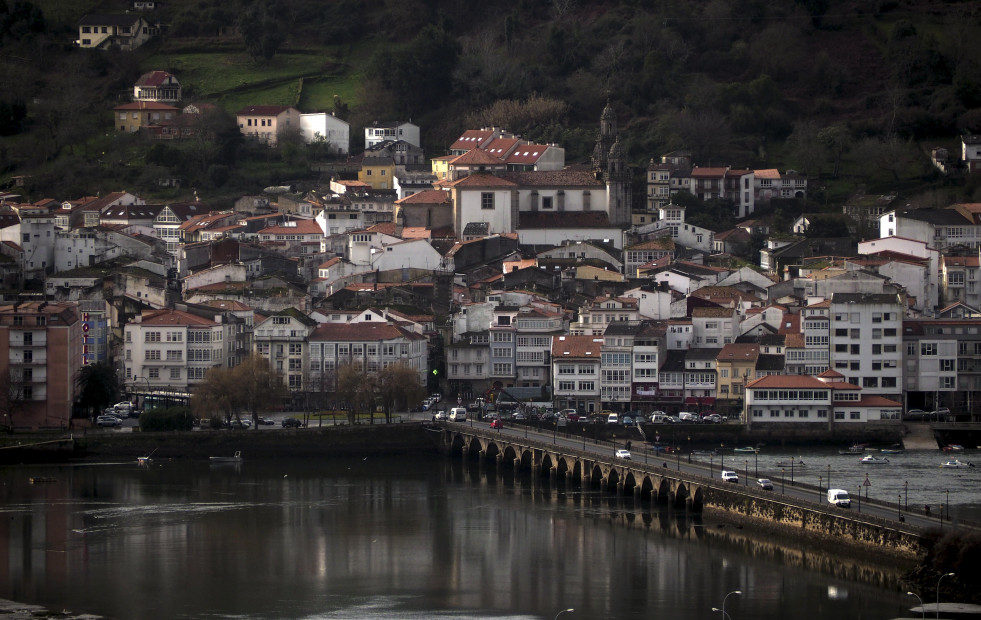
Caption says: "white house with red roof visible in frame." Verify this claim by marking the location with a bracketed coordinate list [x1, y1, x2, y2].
[551, 334, 604, 413]
[299, 112, 350, 154]
[690, 166, 756, 218]
[745, 372, 901, 428]
[236, 105, 301, 145]
[133, 70, 181, 105]
[258, 218, 324, 245]
[123, 308, 235, 391]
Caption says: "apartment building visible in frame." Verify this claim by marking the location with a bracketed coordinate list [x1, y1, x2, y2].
[552, 334, 603, 414]
[0, 301, 81, 430]
[123, 308, 232, 394]
[254, 310, 318, 391]
[828, 293, 902, 402]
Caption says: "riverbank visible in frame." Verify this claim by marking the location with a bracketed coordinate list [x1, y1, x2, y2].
[0, 597, 104, 619]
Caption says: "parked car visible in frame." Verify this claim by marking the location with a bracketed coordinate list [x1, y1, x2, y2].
[622, 416, 635, 426]
[678, 412, 700, 423]
[756, 478, 773, 490]
[721, 470, 739, 483]
[257, 416, 275, 426]
[490, 418, 503, 429]
[281, 417, 304, 428]
[904, 409, 928, 421]
[96, 415, 121, 428]
[664, 415, 682, 424]
[615, 449, 632, 460]
[930, 407, 952, 421]
[432, 411, 447, 421]
[511, 412, 526, 421]
[701, 414, 723, 424]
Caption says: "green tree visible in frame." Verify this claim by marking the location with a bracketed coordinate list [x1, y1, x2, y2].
[376, 363, 426, 423]
[77, 360, 120, 417]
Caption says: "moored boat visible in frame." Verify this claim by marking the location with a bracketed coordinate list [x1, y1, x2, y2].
[941, 459, 974, 469]
[859, 455, 889, 464]
[775, 458, 805, 468]
[733, 446, 760, 454]
[942, 444, 965, 452]
[210, 451, 242, 463]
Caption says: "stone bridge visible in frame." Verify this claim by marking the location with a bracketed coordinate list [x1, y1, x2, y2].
[437, 425, 704, 513]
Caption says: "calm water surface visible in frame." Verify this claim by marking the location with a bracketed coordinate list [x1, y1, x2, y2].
[0, 453, 952, 619]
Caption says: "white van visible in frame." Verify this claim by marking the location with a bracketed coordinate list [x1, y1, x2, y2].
[827, 489, 851, 508]
[449, 407, 467, 422]
[678, 411, 699, 423]
[607, 413, 619, 424]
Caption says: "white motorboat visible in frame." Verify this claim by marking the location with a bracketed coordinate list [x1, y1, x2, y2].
[859, 455, 889, 464]
[941, 459, 974, 469]
[210, 451, 242, 463]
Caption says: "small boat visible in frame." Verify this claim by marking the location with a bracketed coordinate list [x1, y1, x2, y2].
[859, 455, 890, 464]
[137, 456, 152, 466]
[209, 451, 242, 463]
[29, 476, 57, 484]
[734, 446, 760, 454]
[942, 444, 965, 452]
[941, 459, 974, 469]
[691, 449, 718, 456]
[775, 459, 806, 468]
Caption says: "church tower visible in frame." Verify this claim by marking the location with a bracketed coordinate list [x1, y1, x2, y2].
[592, 100, 631, 227]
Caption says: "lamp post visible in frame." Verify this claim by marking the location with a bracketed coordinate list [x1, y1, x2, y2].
[904, 480, 909, 511]
[937, 572, 955, 619]
[754, 450, 758, 478]
[827, 463, 831, 490]
[713, 590, 742, 620]
[554, 608, 574, 620]
[907, 592, 925, 619]
[857, 484, 862, 513]
[898, 494, 902, 521]
[819, 476, 823, 500]
[582, 427, 586, 451]
[781, 468, 785, 494]
[744, 459, 748, 486]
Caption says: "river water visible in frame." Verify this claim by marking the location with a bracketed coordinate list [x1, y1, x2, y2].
[0, 453, 963, 620]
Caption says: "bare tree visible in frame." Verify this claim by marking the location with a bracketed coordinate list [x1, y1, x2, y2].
[376, 362, 426, 423]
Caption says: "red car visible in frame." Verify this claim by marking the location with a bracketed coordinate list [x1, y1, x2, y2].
[490, 418, 503, 429]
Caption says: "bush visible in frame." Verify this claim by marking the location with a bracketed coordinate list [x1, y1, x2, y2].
[139, 407, 194, 432]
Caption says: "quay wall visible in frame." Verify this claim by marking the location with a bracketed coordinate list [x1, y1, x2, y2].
[704, 486, 923, 560]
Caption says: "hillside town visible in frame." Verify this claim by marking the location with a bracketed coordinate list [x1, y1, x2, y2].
[3, 59, 981, 433]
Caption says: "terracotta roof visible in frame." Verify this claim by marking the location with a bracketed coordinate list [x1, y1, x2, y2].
[717, 343, 759, 362]
[395, 189, 451, 205]
[505, 144, 550, 164]
[484, 138, 522, 157]
[448, 173, 517, 188]
[450, 129, 495, 151]
[236, 105, 293, 116]
[503, 170, 604, 187]
[754, 168, 781, 179]
[451, 148, 505, 166]
[136, 70, 176, 87]
[308, 322, 424, 342]
[113, 101, 179, 112]
[943, 255, 980, 267]
[258, 219, 323, 235]
[691, 167, 729, 177]
[139, 308, 216, 327]
[692, 307, 733, 318]
[202, 299, 252, 311]
[627, 238, 675, 251]
[551, 334, 605, 358]
[818, 369, 845, 378]
[784, 333, 804, 347]
[365, 222, 397, 236]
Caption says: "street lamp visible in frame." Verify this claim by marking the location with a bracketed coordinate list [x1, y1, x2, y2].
[898, 494, 903, 521]
[904, 480, 909, 511]
[744, 459, 748, 486]
[554, 609, 574, 620]
[827, 463, 831, 489]
[937, 572, 955, 619]
[819, 476, 823, 500]
[857, 484, 862, 513]
[582, 427, 586, 451]
[907, 592, 925, 619]
[781, 468, 785, 494]
[713, 590, 742, 620]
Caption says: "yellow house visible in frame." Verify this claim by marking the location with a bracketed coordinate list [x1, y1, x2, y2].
[111, 101, 178, 133]
[430, 155, 454, 181]
[715, 343, 759, 405]
[358, 156, 396, 190]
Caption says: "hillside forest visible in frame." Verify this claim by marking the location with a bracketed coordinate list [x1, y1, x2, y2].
[4, 0, 981, 232]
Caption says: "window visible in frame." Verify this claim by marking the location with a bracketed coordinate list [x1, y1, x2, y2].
[493, 363, 512, 375]
[481, 192, 494, 210]
[942, 376, 955, 389]
[170, 368, 181, 380]
[578, 381, 594, 391]
[145, 350, 161, 360]
[559, 381, 575, 390]
[920, 343, 938, 356]
[941, 359, 955, 372]
[863, 377, 878, 388]
[148, 368, 160, 379]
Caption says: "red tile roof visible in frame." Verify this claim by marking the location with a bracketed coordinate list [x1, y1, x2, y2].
[139, 308, 216, 326]
[551, 334, 605, 358]
[451, 148, 505, 166]
[746, 374, 828, 389]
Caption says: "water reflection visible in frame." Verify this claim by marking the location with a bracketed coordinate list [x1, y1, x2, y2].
[0, 456, 919, 619]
